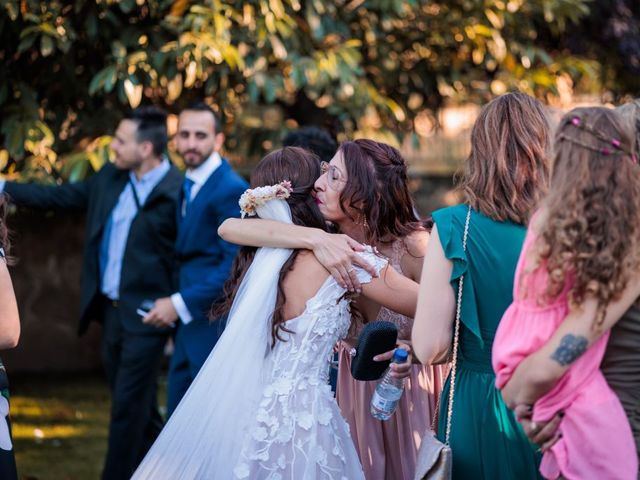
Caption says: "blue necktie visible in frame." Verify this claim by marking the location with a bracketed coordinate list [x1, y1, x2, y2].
[182, 178, 195, 217]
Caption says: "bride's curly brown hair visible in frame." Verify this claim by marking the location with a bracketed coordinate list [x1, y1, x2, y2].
[536, 107, 640, 326]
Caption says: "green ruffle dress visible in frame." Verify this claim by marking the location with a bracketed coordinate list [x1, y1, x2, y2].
[433, 204, 542, 480]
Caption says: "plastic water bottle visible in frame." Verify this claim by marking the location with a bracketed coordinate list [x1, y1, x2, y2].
[370, 349, 409, 420]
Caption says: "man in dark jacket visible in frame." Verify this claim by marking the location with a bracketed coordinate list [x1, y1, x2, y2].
[1, 106, 182, 480]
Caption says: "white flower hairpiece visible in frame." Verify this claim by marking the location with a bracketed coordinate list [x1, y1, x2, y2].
[239, 180, 293, 218]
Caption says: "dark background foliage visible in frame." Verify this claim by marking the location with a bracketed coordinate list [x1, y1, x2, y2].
[0, 0, 637, 182]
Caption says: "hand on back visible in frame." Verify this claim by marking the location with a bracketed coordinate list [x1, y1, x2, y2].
[312, 232, 376, 292]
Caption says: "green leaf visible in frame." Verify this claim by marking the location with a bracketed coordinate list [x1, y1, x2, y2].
[119, 0, 136, 14]
[473, 24, 494, 37]
[85, 12, 98, 39]
[87, 151, 105, 172]
[263, 76, 277, 102]
[40, 35, 55, 57]
[111, 41, 127, 60]
[0, 150, 9, 171]
[104, 66, 118, 93]
[68, 157, 88, 183]
[531, 70, 555, 87]
[247, 80, 259, 103]
[5, 121, 25, 157]
[39, 23, 58, 37]
[17, 34, 37, 54]
[89, 66, 118, 95]
[33, 121, 55, 146]
[3, 0, 19, 21]
[290, 65, 305, 88]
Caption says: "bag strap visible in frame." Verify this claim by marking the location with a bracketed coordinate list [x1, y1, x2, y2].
[441, 205, 471, 445]
[127, 176, 165, 246]
[128, 177, 142, 211]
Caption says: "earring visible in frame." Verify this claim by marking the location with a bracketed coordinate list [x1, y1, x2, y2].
[358, 214, 369, 229]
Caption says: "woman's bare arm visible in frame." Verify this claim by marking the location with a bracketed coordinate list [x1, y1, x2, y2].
[218, 218, 376, 290]
[501, 275, 640, 408]
[218, 218, 321, 249]
[411, 225, 456, 365]
[0, 261, 19, 349]
[361, 264, 418, 318]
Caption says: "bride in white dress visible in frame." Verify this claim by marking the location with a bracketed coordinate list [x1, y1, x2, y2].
[132, 147, 418, 480]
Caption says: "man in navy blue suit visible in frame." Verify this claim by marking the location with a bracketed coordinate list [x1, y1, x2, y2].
[143, 102, 248, 415]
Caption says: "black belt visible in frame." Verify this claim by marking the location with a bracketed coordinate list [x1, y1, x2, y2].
[101, 295, 119, 308]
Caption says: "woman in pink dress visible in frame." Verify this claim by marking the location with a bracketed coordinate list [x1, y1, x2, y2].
[336, 240, 446, 478]
[493, 107, 640, 479]
[336, 236, 448, 480]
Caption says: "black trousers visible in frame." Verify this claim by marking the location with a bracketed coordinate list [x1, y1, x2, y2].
[100, 299, 168, 480]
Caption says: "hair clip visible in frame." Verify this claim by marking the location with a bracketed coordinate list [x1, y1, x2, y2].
[632, 154, 639, 164]
[611, 138, 621, 149]
[601, 147, 610, 156]
[571, 116, 581, 126]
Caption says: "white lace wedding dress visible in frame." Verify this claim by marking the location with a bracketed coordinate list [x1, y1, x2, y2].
[133, 246, 386, 480]
[233, 253, 386, 480]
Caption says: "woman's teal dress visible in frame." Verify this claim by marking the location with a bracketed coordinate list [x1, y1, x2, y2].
[433, 205, 541, 480]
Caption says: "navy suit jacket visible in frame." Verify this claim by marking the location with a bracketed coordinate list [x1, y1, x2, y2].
[176, 159, 248, 324]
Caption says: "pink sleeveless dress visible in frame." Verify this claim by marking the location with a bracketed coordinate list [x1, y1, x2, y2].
[336, 240, 449, 480]
[493, 226, 638, 480]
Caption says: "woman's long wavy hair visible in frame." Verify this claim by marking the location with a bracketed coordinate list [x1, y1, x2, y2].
[536, 107, 640, 326]
[210, 147, 327, 346]
[337, 139, 426, 247]
[459, 91, 551, 225]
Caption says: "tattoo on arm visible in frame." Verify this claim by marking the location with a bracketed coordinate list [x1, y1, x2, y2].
[551, 334, 588, 366]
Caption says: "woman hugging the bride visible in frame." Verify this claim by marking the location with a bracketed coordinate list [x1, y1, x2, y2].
[132, 146, 418, 479]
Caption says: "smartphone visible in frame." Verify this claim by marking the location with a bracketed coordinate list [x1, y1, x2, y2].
[136, 299, 156, 317]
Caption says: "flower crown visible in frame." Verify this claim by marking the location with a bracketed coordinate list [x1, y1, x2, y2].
[239, 180, 293, 218]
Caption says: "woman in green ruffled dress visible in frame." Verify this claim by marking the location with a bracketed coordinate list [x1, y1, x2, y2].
[412, 92, 549, 480]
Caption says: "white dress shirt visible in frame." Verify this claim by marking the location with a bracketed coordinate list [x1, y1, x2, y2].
[100, 159, 171, 300]
[171, 151, 222, 324]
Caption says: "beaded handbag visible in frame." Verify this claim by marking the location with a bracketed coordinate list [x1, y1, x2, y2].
[350, 320, 398, 381]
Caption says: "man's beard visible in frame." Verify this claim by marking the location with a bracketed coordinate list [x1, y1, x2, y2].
[182, 150, 210, 168]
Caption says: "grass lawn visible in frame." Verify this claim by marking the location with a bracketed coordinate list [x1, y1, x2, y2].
[9, 373, 167, 480]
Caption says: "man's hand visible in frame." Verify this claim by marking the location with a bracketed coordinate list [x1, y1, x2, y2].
[312, 232, 376, 292]
[514, 404, 563, 453]
[143, 297, 178, 328]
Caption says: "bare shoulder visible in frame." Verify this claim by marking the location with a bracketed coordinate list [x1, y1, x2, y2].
[285, 250, 330, 290]
[399, 229, 429, 282]
[281, 250, 331, 319]
[404, 229, 429, 257]
[293, 249, 327, 271]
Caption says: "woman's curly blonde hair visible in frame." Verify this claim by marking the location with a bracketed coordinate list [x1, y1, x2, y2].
[536, 106, 640, 326]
